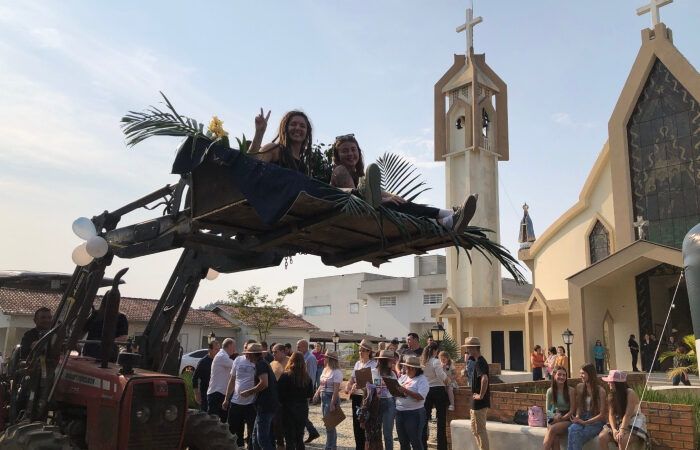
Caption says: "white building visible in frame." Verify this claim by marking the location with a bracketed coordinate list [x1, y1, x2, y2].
[303, 255, 531, 340]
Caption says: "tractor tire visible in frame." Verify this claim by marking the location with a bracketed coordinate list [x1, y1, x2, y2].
[183, 410, 238, 450]
[0, 422, 77, 450]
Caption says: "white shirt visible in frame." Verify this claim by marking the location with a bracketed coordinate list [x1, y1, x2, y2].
[207, 349, 234, 396]
[351, 359, 377, 395]
[395, 374, 430, 411]
[230, 355, 256, 405]
[423, 357, 447, 387]
[320, 368, 343, 393]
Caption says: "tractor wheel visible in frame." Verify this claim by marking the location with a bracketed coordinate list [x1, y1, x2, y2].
[183, 410, 238, 450]
[0, 422, 77, 449]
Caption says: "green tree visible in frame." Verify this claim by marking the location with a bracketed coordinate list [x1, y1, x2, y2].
[419, 331, 460, 362]
[222, 285, 297, 342]
[658, 334, 697, 380]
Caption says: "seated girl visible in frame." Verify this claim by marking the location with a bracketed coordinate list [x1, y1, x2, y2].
[249, 108, 313, 175]
[542, 366, 576, 450]
[597, 370, 648, 450]
[567, 363, 607, 450]
[329, 133, 477, 233]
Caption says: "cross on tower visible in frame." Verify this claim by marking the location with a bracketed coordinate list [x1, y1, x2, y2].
[633, 215, 650, 240]
[636, 0, 673, 27]
[456, 6, 483, 57]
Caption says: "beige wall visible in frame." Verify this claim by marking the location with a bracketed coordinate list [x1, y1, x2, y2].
[466, 316, 524, 370]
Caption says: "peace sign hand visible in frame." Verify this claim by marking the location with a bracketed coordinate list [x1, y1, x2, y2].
[255, 108, 271, 134]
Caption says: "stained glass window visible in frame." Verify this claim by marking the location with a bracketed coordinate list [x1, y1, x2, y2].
[627, 60, 700, 248]
[589, 221, 610, 264]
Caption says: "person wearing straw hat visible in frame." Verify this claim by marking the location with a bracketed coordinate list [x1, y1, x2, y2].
[462, 337, 490, 450]
[375, 349, 399, 450]
[345, 339, 377, 450]
[240, 342, 279, 450]
[313, 349, 343, 450]
[395, 355, 430, 450]
[597, 369, 648, 450]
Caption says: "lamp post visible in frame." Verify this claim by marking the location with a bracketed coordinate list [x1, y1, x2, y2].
[431, 322, 446, 347]
[332, 331, 340, 352]
[562, 328, 574, 373]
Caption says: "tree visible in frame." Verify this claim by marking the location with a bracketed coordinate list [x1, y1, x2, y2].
[223, 285, 297, 343]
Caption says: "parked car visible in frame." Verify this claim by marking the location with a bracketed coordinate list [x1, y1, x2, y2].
[180, 348, 209, 373]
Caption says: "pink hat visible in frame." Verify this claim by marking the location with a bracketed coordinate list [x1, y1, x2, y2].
[601, 369, 627, 383]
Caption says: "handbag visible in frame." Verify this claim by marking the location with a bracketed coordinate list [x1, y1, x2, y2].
[528, 405, 546, 427]
[513, 410, 528, 425]
[323, 404, 346, 429]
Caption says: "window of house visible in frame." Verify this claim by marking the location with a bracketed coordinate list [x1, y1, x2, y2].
[589, 220, 610, 264]
[502, 299, 510, 305]
[379, 296, 397, 307]
[423, 293, 443, 305]
[349, 302, 359, 314]
[304, 305, 331, 316]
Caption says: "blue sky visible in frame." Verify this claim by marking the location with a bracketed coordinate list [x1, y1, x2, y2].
[1, 1, 698, 313]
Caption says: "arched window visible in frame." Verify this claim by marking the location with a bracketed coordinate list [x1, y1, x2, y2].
[589, 220, 610, 264]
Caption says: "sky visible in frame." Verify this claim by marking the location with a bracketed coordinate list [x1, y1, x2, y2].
[1, 1, 699, 314]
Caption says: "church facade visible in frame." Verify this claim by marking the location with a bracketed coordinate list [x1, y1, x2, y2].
[436, 8, 699, 372]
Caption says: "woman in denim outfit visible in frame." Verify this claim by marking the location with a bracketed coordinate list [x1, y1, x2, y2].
[313, 350, 343, 450]
[567, 363, 607, 450]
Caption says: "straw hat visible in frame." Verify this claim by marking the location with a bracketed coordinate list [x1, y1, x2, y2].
[461, 337, 481, 348]
[243, 343, 263, 354]
[324, 349, 339, 360]
[601, 369, 627, 383]
[358, 339, 373, 351]
[375, 350, 396, 360]
[400, 355, 422, 369]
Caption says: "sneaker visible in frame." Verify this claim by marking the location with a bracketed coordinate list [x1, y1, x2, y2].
[304, 431, 320, 444]
[357, 163, 382, 208]
[451, 193, 478, 234]
[448, 405, 455, 411]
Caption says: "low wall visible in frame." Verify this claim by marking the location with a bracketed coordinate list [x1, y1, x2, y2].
[448, 387, 697, 449]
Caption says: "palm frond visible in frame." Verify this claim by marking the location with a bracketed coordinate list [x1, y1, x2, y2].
[376, 152, 430, 202]
[458, 225, 528, 283]
[121, 92, 206, 147]
[235, 134, 251, 154]
[666, 365, 693, 380]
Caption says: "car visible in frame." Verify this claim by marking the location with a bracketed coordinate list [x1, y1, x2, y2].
[180, 348, 209, 373]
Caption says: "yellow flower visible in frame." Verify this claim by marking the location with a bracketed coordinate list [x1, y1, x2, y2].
[208, 115, 228, 138]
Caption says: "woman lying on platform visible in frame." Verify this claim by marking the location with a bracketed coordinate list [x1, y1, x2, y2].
[329, 133, 477, 233]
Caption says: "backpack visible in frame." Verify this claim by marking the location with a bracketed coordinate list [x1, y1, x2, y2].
[528, 405, 546, 427]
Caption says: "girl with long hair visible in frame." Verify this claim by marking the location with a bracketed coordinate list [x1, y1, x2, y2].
[597, 370, 648, 449]
[420, 343, 449, 450]
[542, 366, 576, 450]
[313, 350, 343, 450]
[345, 339, 377, 450]
[251, 110, 314, 175]
[375, 350, 398, 450]
[278, 351, 313, 450]
[567, 363, 607, 450]
[554, 346, 569, 375]
[544, 347, 557, 380]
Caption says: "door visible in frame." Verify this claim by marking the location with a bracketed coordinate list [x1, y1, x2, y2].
[509, 330, 524, 371]
[491, 331, 505, 368]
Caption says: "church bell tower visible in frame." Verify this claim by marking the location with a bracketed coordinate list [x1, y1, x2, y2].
[435, 6, 509, 309]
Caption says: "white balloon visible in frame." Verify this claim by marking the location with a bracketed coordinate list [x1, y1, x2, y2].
[72, 217, 97, 240]
[206, 269, 219, 280]
[86, 236, 109, 258]
[71, 243, 94, 266]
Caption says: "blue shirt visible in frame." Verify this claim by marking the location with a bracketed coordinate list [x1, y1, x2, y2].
[304, 351, 318, 381]
[593, 345, 605, 360]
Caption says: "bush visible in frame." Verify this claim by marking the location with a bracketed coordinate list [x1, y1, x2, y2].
[632, 384, 700, 442]
[180, 369, 199, 409]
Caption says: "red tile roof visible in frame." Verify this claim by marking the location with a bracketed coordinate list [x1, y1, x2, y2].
[0, 288, 232, 328]
[213, 304, 318, 330]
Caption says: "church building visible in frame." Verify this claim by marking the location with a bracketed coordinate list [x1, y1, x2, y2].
[435, 1, 699, 372]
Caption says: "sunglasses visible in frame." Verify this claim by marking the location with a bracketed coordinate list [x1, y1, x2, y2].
[335, 133, 355, 141]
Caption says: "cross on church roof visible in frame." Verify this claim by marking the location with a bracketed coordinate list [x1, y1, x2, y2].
[636, 0, 673, 27]
[456, 4, 483, 58]
[633, 215, 649, 240]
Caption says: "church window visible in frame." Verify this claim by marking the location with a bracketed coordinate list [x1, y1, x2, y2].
[379, 296, 397, 307]
[627, 59, 700, 248]
[423, 293, 442, 305]
[589, 221, 610, 264]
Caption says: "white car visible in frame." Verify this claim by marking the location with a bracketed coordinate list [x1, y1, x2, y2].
[180, 348, 209, 373]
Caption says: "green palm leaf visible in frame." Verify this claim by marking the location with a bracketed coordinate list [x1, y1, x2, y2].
[121, 92, 206, 147]
[376, 152, 430, 202]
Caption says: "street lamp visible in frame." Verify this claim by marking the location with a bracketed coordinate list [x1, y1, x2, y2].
[431, 322, 446, 346]
[332, 331, 340, 352]
[562, 328, 574, 373]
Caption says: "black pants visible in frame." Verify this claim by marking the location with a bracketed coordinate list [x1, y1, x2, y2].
[631, 350, 639, 371]
[227, 402, 256, 447]
[351, 394, 365, 450]
[207, 392, 227, 423]
[423, 386, 449, 450]
[386, 202, 440, 219]
[199, 387, 208, 412]
[282, 401, 308, 450]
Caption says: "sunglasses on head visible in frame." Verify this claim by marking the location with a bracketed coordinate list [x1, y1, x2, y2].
[335, 133, 355, 141]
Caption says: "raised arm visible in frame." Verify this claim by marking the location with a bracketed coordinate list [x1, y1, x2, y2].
[249, 108, 271, 154]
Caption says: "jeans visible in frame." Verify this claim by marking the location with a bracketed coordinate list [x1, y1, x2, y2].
[227, 402, 256, 447]
[379, 397, 396, 450]
[253, 409, 276, 450]
[351, 394, 365, 450]
[322, 391, 339, 450]
[206, 391, 227, 423]
[673, 374, 691, 386]
[594, 358, 604, 374]
[396, 408, 426, 450]
[567, 413, 604, 450]
[532, 367, 543, 381]
[423, 386, 448, 450]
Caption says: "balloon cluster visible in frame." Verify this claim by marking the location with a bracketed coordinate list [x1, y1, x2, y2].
[71, 217, 109, 266]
